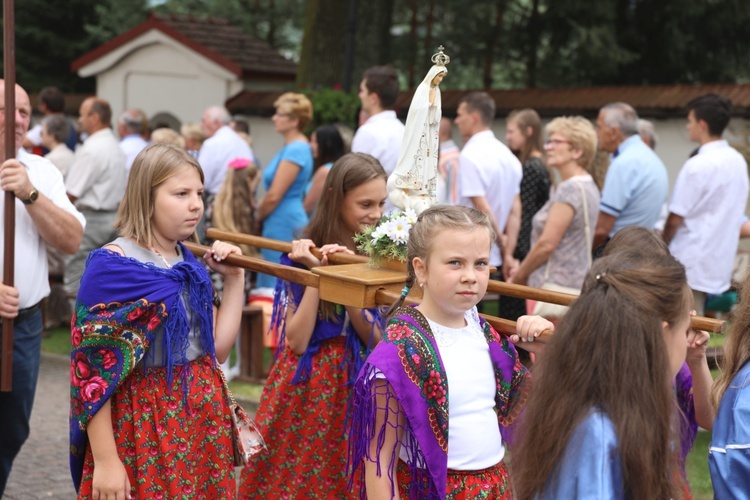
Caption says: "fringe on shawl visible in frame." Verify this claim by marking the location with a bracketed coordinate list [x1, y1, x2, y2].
[347, 364, 441, 500]
[270, 263, 382, 385]
[155, 258, 217, 393]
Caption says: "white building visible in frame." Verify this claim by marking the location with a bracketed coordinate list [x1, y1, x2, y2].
[71, 13, 297, 132]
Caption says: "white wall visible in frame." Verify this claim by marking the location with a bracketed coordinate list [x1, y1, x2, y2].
[95, 41, 237, 131]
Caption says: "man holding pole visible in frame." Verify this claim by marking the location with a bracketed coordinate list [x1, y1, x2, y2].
[0, 80, 84, 495]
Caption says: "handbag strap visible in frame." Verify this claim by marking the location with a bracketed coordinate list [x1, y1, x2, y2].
[576, 180, 592, 268]
[217, 364, 238, 407]
[542, 179, 592, 281]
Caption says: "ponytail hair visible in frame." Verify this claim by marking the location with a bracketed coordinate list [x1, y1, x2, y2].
[513, 250, 690, 500]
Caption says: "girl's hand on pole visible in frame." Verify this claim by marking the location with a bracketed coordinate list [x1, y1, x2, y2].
[205, 240, 244, 277]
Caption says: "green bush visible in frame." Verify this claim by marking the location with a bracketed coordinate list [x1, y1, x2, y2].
[305, 88, 359, 130]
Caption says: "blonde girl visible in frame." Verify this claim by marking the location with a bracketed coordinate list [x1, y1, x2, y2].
[70, 144, 245, 499]
[349, 205, 542, 499]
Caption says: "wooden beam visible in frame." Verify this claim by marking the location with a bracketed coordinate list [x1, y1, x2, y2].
[1, 0, 16, 392]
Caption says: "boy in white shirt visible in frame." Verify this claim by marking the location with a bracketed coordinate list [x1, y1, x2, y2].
[663, 93, 749, 314]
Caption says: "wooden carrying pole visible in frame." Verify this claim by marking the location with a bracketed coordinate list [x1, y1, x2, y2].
[1, 0, 16, 392]
[487, 281, 723, 333]
[186, 242, 553, 348]
[207, 228, 369, 265]
[201, 231, 726, 334]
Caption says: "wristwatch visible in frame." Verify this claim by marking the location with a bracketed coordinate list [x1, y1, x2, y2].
[21, 188, 38, 205]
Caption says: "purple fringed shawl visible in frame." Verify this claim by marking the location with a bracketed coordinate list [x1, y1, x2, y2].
[269, 254, 381, 384]
[675, 362, 698, 474]
[348, 307, 529, 499]
[69, 243, 216, 492]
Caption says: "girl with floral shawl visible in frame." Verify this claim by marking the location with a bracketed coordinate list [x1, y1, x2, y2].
[348, 206, 543, 499]
[69, 144, 247, 499]
[239, 153, 387, 498]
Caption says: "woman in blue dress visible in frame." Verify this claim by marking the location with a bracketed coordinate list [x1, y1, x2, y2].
[256, 93, 314, 290]
[511, 250, 693, 499]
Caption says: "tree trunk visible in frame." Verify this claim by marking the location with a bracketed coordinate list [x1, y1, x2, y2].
[482, 0, 506, 90]
[424, 0, 435, 67]
[407, 0, 419, 88]
[351, 0, 394, 83]
[296, 0, 349, 88]
[525, 0, 541, 88]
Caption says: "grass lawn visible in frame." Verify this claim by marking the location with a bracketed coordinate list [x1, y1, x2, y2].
[686, 430, 713, 499]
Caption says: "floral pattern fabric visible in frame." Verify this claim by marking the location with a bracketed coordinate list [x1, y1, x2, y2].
[348, 307, 530, 500]
[76, 357, 235, 499]
[397, 459, 512, 500]
[238, 337, 360, 499]
[69, 244, 222, 492]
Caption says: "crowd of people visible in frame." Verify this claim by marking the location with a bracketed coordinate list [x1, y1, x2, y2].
[0, 64, 747, 499]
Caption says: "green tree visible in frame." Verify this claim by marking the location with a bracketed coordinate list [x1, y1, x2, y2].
[2, 0, 104, 92]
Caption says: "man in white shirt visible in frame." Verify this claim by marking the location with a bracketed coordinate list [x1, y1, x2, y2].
[64, 97, 127, 308]
[352, 66, 405, 178]
[663, 93, 749, 314]
[0, 80, 84, 496]
[117, 108, 149, 173]
[455, 92, 522, 268]
[198, 106, 254, 197]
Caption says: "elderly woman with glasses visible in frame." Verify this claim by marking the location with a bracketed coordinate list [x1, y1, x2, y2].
[507, 116, 600, 320]
[255, 93, 314, 290]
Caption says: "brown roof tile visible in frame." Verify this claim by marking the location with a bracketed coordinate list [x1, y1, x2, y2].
[228, 83, 750, 117]
[72, 13, 297, 80]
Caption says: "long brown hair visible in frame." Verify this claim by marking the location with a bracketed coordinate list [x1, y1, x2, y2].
[386, 205, 496, 317]
[712, 271, 750, 409]
[305, 152, 386, 318]
[507, 108, 544, 165]
[513, 251, 690, 500]
[212, 162, 259, 257]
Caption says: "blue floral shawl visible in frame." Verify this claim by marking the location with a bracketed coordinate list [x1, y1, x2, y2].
[69, 243, 215, 492]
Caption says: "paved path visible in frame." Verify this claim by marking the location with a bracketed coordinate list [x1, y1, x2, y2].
[4, 353, 73, 499]
[3, 352, 260, 499]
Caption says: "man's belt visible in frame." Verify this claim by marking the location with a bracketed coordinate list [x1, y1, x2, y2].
[16, 301, 42, 321]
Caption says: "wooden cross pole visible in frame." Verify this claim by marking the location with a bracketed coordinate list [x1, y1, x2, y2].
[1, 0, 16, 392]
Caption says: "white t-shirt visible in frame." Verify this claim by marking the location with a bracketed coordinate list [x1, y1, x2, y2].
[457, 130, 522, 266]
[352, 110, 405, 177]
[383, 308, 505, 471]
[427, 308, 505, 470]
[198, 126, 254, 195]
[66, 128, 127, 211]
[0, 149, 86, 308]
[669, 140, 749, 294]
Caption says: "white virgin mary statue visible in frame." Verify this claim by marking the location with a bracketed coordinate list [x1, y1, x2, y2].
[387, 60, 447, 214]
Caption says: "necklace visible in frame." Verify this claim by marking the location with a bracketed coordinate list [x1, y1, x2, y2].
[150, 246, 173, 269]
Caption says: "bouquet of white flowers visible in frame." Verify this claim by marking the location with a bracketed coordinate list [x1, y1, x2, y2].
[354, 209, 418, 265]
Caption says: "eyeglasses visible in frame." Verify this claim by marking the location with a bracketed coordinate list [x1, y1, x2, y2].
[544, 139, 571, 147]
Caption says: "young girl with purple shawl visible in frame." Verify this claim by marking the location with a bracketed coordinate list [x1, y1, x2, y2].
[238, 153, 387, 498]
[348, 205, 545, 499]
[69, 144, 248, 499]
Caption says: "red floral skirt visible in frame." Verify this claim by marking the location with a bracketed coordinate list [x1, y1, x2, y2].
[77, 356, 236, 499]
[398, 459, 512, 499]
[238, 337, 359, 499]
